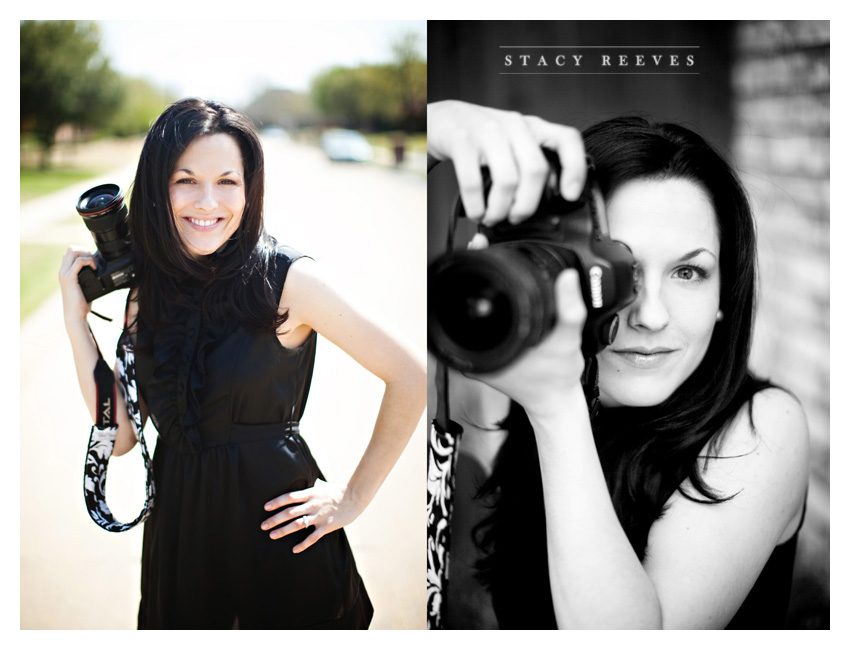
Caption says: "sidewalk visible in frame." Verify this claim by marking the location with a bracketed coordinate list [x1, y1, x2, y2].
[21, 288, 144, 629]
[20, 139, 146, 629]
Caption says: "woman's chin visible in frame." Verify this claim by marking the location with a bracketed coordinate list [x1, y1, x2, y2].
[183, 238, 226, 259]
[599, 385, 672, 409]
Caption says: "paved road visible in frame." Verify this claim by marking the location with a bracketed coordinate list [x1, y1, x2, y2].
[19, 137, 427, 629]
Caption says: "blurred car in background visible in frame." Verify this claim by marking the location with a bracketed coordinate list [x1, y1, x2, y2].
[261, 125, 291, 140]
[319, 128, 374, 162]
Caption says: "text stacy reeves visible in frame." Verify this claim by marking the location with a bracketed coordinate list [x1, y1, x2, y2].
[504, 53, 697, 68]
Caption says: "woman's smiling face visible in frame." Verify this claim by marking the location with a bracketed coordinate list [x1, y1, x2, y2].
[597, 177, 721, 408]
[169, 133, 246, 258]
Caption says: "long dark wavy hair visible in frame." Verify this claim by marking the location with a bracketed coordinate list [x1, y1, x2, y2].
[474, 116, 772, 628]
[129, 98, 286, 338]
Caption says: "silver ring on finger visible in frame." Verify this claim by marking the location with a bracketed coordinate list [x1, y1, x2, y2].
[301, 516, 310, 528]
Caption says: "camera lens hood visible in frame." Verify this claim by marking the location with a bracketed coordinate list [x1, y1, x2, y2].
[77, 183, 124, 216]
[428, 246, 557, 374]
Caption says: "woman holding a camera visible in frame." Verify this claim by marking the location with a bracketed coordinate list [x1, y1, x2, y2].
[427, 100, 809, 629]
[58, 98, 426, 629]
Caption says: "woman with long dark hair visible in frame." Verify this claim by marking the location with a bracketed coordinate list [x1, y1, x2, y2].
[427, 100, 809, 629]
[59, 98, 426, 629]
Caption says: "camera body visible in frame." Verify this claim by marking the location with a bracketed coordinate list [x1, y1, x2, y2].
[76, 184, 135, 302]
[428, 158, 637, 374]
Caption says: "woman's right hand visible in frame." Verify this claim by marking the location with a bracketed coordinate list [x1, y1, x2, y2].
[59, 246, 97, 326]
[427, 100, 587, 226]
[469, 269, 588, 420]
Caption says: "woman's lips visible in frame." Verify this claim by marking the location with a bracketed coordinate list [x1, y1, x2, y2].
[612, 348, 677, 369]
[184, 216, 222, 230]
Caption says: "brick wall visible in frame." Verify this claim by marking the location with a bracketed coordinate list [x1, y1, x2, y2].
[731, 20, 830, 628]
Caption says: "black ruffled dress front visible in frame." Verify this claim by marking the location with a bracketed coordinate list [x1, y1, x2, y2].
[133, 245, 372, 629]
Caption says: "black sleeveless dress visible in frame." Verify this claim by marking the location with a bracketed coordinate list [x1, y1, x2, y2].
[133, 244, 373, 629]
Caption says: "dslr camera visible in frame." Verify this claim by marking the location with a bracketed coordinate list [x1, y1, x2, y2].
[428, 156, 637, 374]
[75, 183, 135, 302]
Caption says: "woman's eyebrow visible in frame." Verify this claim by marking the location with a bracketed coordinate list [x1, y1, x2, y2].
[171, 168, 242, 176]
[678, 247, 717, 262]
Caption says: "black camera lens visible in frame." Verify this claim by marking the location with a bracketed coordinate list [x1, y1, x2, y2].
[77, 183, 123, 216]
[428, 247, 556, 373]
[76, 184, 130, 261]
[86, 192, 117, 211]
[440, 274, 513, 353]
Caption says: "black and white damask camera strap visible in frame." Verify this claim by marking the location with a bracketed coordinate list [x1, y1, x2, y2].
[426, 360, 463, 630]
[83, 312, 155, 533]
[426, 167, 466, 629]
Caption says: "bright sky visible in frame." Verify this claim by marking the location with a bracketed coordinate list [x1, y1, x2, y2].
[97, 20, 427, 109]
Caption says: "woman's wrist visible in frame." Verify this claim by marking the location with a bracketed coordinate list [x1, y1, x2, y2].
[341, 482, 370, 515]
[521, 381, 585, 421]
[524, 382, 589, 441]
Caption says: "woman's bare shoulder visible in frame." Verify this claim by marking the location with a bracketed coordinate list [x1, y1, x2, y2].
[718, 387, 809, 462]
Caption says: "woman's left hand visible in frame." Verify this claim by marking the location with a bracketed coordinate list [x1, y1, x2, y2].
[261, 479, 365, 553]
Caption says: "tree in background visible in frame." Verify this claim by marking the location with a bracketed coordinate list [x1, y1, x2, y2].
[244, 88, 322, 131]
[392, 32, 427, 133]
[106, 77, 175, 137]
[21, 20, 124, 169]
[311, 31, 426, 133]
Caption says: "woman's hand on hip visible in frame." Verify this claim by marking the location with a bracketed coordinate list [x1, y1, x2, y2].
[59, 246, 97, 326]
[427, 100, 586, 225]
[261, 479, 365, 553]
[471, 269, 587, 419]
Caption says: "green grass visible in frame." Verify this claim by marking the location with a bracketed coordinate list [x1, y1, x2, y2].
[19, 156, 111, 320]
[20, 167, 105, 203]
[20, 243, 69, 321]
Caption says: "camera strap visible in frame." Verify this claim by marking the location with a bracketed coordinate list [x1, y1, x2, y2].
[91, 334, 117, 430]
[582, 356, 601, 419]
[427, 360, 463, 631]
[83, 299, 156, 533]
[426, 161, 466, 630]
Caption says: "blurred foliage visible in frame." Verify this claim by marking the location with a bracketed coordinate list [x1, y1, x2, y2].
[392, 32, 428, 132]
[244, 89, 321, 130]
[106, 77, 175, 137]
[20, 167, 103, 202]
[21, 21, 124, 169]
[310, 32, 426, 132]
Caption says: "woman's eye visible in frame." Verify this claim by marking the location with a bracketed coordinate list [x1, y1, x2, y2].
[175, 178, 194, 184]
[674, 266, 707, 281]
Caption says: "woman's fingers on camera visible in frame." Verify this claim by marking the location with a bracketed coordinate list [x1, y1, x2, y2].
[480, 130, 520, 225]
[467, 233, 490, 250]
[452, 143, 487, 220]
[435, 101, 588, 224]
[527, 117, 587, 201]
[556, 269, 587, 327]
[59, 248, 95, 287]
[502, 113, 551, 222]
